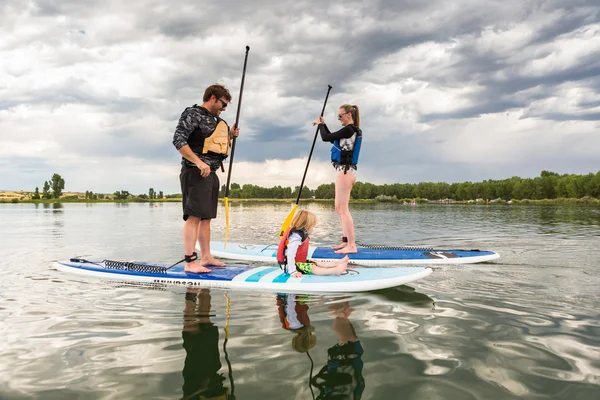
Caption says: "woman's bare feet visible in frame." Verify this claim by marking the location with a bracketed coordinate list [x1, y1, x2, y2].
[331, 237, 348, 250]
[335, 245, 357, 254]
[185, 261, 211, 274]
[331, 242, 347, 251]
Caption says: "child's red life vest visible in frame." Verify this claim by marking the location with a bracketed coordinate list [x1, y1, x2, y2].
[276, 227, 310, 264]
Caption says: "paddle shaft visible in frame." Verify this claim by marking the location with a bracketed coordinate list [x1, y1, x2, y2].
[225, 45, 250, 197]
[294, 85, 332, 204]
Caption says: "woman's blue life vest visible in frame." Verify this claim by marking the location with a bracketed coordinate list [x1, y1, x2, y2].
[330, 125, 362, 170]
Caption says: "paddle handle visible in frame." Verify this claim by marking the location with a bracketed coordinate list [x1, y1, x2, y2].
[295, 85, 332, 204]
[225, 45, 250, 197]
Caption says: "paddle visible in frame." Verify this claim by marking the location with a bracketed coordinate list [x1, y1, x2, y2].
[224, 45, 250, 248]
[278, 85, 332, 238]
[223, 292, 236, 399]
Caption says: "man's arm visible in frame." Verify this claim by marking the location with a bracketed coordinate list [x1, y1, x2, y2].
[177, 145, 211, 177]
[173, 109, 211, 176]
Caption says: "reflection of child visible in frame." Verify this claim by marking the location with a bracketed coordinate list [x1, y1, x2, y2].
[277, 210, 349, 278]
[277, 294, 316, 353]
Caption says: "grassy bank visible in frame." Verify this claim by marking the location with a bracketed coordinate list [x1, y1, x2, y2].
[2, 196, 599, 205]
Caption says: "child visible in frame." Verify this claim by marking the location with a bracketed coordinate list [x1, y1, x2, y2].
[277, 210, 349, 278]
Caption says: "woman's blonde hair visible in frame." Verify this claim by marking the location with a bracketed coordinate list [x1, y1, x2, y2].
[291, 209, 317, 232]
[340, 104, 360, 128]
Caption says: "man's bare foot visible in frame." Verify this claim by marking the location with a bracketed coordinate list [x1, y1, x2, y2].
[185, 261, 211, 274]
[331, 242, 347, 250]
[200, 257, 226, 267]
[335, 245, 357, 254]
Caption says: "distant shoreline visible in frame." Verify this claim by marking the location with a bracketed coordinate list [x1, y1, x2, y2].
[1, 196, 599, 206]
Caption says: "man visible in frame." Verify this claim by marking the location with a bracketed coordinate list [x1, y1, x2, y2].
[173, 83, 239, 273]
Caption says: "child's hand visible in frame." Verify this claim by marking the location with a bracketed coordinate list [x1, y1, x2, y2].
[291, 271, 303, 278]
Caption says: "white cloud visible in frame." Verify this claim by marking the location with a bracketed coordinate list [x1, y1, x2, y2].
[1, 0, 599, 193]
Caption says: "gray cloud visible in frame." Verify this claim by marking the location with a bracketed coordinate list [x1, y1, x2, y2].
[1, 0, 599, 192]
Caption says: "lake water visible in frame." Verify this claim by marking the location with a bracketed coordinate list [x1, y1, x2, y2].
[1, 202, 599, 399]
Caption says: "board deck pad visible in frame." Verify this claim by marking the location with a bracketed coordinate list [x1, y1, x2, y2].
[205, 241, 499, 266]
[54, 259, 432, 294]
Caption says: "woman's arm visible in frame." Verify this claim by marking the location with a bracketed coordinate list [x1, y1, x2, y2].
[319, 124, 356, 143]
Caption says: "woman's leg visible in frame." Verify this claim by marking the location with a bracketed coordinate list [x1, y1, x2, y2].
[334, 171, 357, 254]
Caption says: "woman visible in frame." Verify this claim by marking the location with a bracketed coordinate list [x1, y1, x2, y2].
[313, 104, 362, 254]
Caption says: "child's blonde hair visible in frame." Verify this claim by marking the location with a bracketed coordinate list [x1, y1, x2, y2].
[291, 210, 317, 232]
[290, 325, 316, 353]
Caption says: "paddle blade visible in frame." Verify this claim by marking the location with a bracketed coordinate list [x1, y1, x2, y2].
[279, 204, 298, 238]
[224, 197, 230, 248]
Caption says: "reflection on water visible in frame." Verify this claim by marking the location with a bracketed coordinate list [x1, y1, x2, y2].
[182, 289, 231, 400]
[175, 286, 436, 400]
[277, 294, 366, 400]
[1, 203, 600, 399]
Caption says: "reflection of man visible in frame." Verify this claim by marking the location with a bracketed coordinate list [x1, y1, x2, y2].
[312, 302, 365, 400]
[182, 289, 229, 400]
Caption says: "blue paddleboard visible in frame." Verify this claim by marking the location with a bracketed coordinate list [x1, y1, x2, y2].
[54, 259, 432, 294]
[206, 241, 499, 266]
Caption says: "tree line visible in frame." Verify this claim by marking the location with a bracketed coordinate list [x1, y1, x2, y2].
[26, 170, 600, 202]
[217, 170, 600, 201]
[30, 173, 164, 201]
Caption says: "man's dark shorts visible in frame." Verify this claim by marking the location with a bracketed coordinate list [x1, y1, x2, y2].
[180, 165, 220, 221]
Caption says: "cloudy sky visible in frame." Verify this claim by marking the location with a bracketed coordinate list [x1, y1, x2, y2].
[1, 0, 599, 194]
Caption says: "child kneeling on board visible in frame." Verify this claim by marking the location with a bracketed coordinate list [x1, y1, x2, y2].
[277, 210, 349, 278]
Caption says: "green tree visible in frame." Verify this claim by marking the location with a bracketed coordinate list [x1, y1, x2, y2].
[158, 191, 164, 199]
[512, 178, 535, 199]
[42, 181, 52, 199]
[291, 185, 313, 199]
[113, 190, 130, 200]
[149, 188, 155, 199]
[358, 182, 375, 199]
[50, 173, 65, 199]
[32, 187, 40, 200]
[565, 175, 586, 198]
[314, 183, 335, 199]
